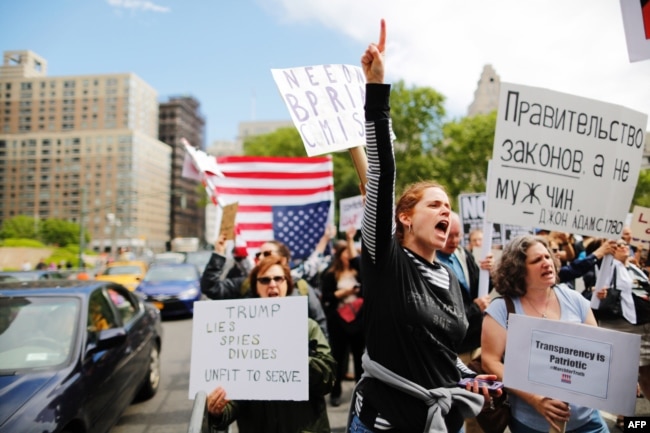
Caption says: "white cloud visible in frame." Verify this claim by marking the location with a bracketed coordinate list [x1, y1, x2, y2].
[107, 0, 170, 13]
[270, 0, 650, 122]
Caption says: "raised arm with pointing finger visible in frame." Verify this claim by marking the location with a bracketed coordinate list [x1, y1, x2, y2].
[350, 20, 490, 433]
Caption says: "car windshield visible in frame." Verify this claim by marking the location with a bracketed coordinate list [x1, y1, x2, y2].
[0, 296, 80, 370]
[144, 266, 198, 282]
[104, 266, 142, 275]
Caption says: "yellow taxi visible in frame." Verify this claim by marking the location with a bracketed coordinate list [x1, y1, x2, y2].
[95, 261, 148, 291]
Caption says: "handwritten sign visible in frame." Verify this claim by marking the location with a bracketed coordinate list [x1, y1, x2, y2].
[459, 192, 532, 246]
[219, 202, 238, 240]
[631, 205, 650, 249]
[486, 83, 648, 238]
[339, 195, 364, 233]
[504, 314, 640, 415]
[271, 64, 366, 156]
[188, 296, 308, 400]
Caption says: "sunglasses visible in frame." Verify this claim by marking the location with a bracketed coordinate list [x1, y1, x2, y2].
[255, 250, 276, 259]
[257, 276, 286, 285]
[616, 242, 629, 248]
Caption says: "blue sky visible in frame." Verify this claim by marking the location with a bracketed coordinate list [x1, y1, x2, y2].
[1, 0, 648, 146]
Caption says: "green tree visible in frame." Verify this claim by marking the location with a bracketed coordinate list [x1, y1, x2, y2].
[633, 169, 650, 209]
[40, 218, 83, 247]
[244, 127, 307, 157]
[0, 215, 39, 239]
[435, 111, 497, 205]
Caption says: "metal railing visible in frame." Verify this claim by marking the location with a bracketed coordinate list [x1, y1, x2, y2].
[187, 391, 229, 433]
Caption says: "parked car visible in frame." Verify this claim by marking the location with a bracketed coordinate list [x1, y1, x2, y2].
[135, 262, 202, 318]
[184, 250, 213, 272]
[0, 270, 67, 282]
[94, 260, 148, 291]
[0, 279, 162, 433]
[152, 252, 186, 265]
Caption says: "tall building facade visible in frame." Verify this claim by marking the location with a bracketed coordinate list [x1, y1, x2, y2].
[467, 64, 501, 117]
[0, 50, 172, 254]
[158, 96, 206, 247]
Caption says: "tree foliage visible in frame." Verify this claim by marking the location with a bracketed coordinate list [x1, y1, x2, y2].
[0, 215, 87, 247]
[435, 111, 497, 206]
[0, 215, 38, 239]
[633, 169, 650, 209]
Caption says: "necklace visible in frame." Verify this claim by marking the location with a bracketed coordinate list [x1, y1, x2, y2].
[525, 288, 552, 318]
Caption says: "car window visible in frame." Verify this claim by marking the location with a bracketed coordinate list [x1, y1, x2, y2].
[88, 289, 118, 333]
[0, 296, 80, 369]
[107, 286, 138, 324]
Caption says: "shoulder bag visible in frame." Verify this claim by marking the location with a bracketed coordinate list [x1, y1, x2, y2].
[467, 296, 514, 433]
[593, 267, 623, 321]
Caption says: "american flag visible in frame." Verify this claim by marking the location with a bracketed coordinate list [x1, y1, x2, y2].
[182, 142, 334, 260]
[561, 373, 571, 384]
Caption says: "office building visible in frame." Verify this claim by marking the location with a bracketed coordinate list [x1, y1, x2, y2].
[0, 50, 171, 254]
[158, 95, 206, 247]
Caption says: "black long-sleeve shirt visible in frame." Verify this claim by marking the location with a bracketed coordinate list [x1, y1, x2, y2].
[357, 84, 468, 432]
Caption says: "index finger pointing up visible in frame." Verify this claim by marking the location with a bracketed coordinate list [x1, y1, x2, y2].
[377, 19, 386, 53]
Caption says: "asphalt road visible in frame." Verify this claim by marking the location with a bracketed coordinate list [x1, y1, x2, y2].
[109, 316, 650, 433]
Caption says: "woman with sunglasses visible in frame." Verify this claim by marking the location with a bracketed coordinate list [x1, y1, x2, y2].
[201, 234, 329, 338]
[593, 238, 650, 428]
[206, 256, 336, 433]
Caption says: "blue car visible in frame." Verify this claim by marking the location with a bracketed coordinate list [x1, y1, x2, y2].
[0, 280, 162, 433]
[136, 263, 203, 318]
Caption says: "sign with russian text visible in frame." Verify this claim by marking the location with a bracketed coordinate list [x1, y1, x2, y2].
[271, 65, 366, 156]
[339, 195, 364, 233]
[486, 83, 648, 238]
[188, 296, 308, 400]
[630, 205, 650, 249]
[504, 314, 640, 415]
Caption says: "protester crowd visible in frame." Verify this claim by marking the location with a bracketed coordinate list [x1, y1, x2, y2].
[196, 20, 650, 433]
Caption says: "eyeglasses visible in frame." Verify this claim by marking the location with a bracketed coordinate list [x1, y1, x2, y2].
[616, 242, 629, 248]
[255, 250, 277, 259]
[257, 276, 286, 285]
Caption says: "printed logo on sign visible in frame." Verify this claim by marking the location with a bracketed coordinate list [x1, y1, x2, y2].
[561, 373, 571, 384]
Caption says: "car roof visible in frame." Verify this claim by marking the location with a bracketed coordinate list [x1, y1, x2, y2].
[0, 279, 121, 297]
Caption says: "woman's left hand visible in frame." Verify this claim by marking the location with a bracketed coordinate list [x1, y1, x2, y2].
[463, 374, 503, 408]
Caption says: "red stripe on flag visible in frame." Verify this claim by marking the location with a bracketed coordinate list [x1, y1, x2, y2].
[237, 223, 274, 231]
[217, 155, 331, 164]
[216, 185, 334, 196]
[223, 170, 333, 180]
[237, 205, 273, 213]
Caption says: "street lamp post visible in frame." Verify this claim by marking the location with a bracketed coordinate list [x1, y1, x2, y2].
[78, 186, 87, 268]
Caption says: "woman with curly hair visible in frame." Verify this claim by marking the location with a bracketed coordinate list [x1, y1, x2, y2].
[481, 234, 608, 433]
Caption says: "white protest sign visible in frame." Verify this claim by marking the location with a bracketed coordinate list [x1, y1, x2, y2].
[339, 195, 364, 233]
[486, 83, 648, 238]
[504, 314, 640, 415]
[620, 0, 650, 62]
[630, 205, 650, 249]
[271, 65, 366, 156]
[188, 296, 308, 400]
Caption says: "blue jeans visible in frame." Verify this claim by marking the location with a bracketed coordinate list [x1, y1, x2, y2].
[510, 410, 608, 433]
[348, 414, 465, 433]
[349, 415, 375, 433]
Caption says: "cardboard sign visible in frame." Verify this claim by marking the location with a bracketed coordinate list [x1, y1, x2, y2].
[219, 202, 238, 240]
[189, 296, 308, 400]
[271, 64, 366, 156]
[486, 83, 647, 238]
[630, 205, 650, 249]
[504, 314, 640, 415]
